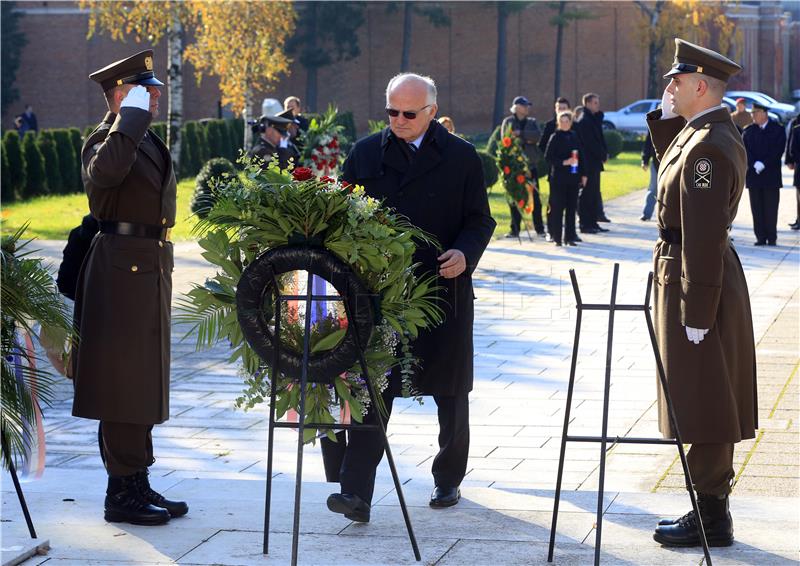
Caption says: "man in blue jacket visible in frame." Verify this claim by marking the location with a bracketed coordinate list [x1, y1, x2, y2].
[742, 102, 787, 245]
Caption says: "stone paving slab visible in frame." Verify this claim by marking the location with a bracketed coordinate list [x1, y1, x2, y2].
[3, 179, 798, 564]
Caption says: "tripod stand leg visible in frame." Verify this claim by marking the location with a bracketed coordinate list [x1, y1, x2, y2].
[1, 431, 37, 539]
[592, 263, 620, 566]
[643, 303, 712, 565]
[548, 271, 584, 562]
[359, 354, 421, 562]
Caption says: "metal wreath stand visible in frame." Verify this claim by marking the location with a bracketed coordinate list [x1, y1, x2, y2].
[236, 245, 421, 566]
[547, 264, 713, 566]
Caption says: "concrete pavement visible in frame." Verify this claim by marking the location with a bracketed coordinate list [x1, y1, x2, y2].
[2, 180, 798, 565]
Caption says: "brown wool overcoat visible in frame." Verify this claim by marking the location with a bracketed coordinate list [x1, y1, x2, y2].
[71, 108, 177, 424]
[646, 106, 758, 444]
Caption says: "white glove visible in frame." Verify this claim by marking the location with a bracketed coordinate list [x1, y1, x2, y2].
[120, 85, 150, 112]
[754, 161, 765, 174]
[685, 326, 709, 345]
[279, 137, 289, 148]
[660, 89, 677, 120]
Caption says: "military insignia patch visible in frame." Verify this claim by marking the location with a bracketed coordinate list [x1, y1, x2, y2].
[693, 158, 712, 189]
[145, 56, 153, 71]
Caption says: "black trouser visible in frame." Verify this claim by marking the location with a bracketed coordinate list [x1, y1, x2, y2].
[99, 421, 154, 477]
[547, 183, 579, 243]
[578, 170, 602, 228]
[321, 392, 470, 504]
[509, 190, 544, 235]
[748, 187, 780, 243]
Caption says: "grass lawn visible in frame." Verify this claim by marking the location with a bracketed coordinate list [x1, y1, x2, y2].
[1, 151, 648, 241]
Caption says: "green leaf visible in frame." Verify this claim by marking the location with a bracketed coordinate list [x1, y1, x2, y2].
[310, 328, 346, 354]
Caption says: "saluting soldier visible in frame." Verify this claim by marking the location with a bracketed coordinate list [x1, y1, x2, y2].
[71, 50, 187, 526]
[646, 39, 757, 548]
[247, 114, 297, 170]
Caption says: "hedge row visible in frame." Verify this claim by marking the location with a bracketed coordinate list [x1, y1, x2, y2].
[1, 117, 249, 203]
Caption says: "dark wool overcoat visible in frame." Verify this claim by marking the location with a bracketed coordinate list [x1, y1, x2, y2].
[647, 107, 757, 444]
[742, 119, 787, 191]
[342, 120, 496, 396]
[71, 108, 176, 424]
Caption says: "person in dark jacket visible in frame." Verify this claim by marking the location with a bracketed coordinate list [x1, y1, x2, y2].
[21, 104, 38, 134]
[575, 93, 610, 232]
[640, 129, 661, 221]
[538, 97, 571, 155]
[742, 102, 787, 245]
[323, 73, 495, 522]
[785, 116, 800, 230]
[501, 96, 544, 236]
[247, 114, 298, 170]
[544, 111, 586, 246]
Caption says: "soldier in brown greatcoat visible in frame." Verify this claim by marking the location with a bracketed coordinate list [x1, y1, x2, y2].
[71, 50, 187, 525]
[646, 39, 757, 548]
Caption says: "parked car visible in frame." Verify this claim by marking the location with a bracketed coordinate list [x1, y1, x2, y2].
[602, 99, 660, 133]
[725, 90, 798, 124]
[722, 96, 780, 123]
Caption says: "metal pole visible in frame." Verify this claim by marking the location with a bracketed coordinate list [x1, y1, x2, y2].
[593, 263, 620, 566]
[262, 280, 282, 555]
[643, 273, 712, 565]
[289, 270, 316, 566]
[1, 430, 37, 539]
[548, 269, 584, 562]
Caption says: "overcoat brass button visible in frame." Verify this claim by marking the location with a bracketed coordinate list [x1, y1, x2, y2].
[131, 265, 138, 272]
[161, 218, 167, 225]
[158, 241, 163, 248]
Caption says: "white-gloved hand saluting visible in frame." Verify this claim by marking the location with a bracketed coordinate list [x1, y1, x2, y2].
[753, 161, 765, 174]
[660, 88, 677, 120]
[120, 85, 150, 112]
[685, 325, 709, 345]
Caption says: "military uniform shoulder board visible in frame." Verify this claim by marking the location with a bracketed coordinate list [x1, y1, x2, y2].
[693, 158, 712, 189]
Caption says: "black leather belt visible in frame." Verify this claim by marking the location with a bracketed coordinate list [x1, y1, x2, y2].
[99, 221, 170, 241]
[659, 228, 681, 244]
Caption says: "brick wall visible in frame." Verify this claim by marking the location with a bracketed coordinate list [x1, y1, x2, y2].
[3, 2, 794, 137]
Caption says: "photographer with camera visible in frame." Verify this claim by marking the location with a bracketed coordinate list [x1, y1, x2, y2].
[247, 113, 298, 170]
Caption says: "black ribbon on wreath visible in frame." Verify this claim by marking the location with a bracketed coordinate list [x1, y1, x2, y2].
[236, 245, 376, 383]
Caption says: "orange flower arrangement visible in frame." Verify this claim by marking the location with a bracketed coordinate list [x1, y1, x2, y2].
[496, 126, 536, 228]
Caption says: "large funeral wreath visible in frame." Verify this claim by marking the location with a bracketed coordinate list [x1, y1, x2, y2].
[178, 159, 443, 442]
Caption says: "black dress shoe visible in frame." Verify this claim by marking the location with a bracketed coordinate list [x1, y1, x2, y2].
[430, 485, 461, 508]
[554, 241, 563, 247]
[790, 221, 800, 230]
[105, 475, 170, 526]
[580, 227, 599, 234]
[597, 215, 611, 223]
[570, 236, 582, 242]
[134, 470, 189, 518]
[653, 494, 734, 547]
[327, 493, 370, 522]
[767, 241, 776, 246]
[566, 240, 578, 246]
[505, 232, 520, 239]
[595, 225, 609, 232]
[754, 240, 766, 246]
[640, 215, 650, 221]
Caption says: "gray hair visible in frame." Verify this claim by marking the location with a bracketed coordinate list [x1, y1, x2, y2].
[385, 73, 437, 105]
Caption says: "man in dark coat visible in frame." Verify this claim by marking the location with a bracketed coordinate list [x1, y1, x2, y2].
[501, 96, 544, 236]
[247, 114, 297, 170]
[742, 102, 787, 245]
[72, 50, 187, 526]
[575, 93, 610, 232]
[785, 116, 800, 230]
[323, 73, 495, 522]
[538, 97, 571, 155]
[647, 39, 757, 548]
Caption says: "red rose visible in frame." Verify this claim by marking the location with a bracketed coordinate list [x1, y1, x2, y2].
[518, 199, 525, 208]
[329, 159, 337, 168]
[315, 162, 324, 170]
[503, 166, 511, 175]
[330, 137, 338, 148]
[516, 174, 526, 184]
[292, 167, 314, 181]
[321, 175, 335, 183]
[502, 137, 513, 148]
[341, 180, 352, 190]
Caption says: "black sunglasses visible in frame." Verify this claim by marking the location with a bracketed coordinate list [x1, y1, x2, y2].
[385, 104, 431, 120]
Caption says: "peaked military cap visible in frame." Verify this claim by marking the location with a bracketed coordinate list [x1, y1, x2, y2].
[663, 39, 742, 82]
[89, 49, 164, 91]
[259, 114, 292, 131]
[277, 109, 300, 124]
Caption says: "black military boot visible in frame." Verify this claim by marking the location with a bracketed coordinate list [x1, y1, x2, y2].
[105, 475, 171, 525]
[134, 469, 189, 518]
[653, 493, 734, 547]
